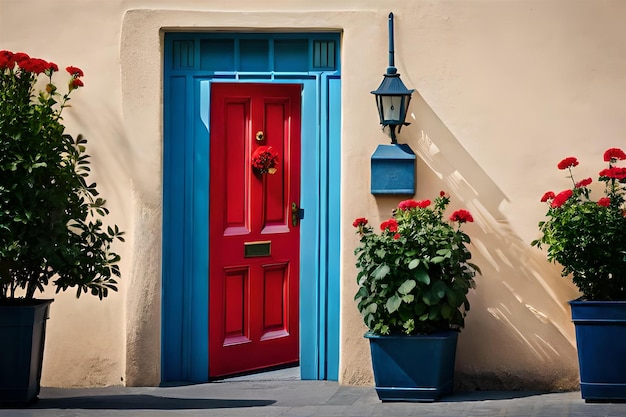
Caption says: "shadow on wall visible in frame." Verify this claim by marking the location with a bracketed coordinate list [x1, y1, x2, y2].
[69, 102, 135, 221]
[374, 90, 580, 391]
[68, 99, 162, 387]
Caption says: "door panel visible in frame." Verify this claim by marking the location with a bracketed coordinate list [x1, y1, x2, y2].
[209, 83, 301, 378]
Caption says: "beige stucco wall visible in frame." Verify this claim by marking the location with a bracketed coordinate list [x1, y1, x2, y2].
[1, 0, 624, 389]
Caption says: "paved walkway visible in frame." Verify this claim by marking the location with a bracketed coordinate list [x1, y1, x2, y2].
[2, 368, 626, 417]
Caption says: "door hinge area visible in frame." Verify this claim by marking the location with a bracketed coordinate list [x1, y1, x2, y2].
[291, 202, 304, 227]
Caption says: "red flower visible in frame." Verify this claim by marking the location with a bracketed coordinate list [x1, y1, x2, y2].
[393, 233, 401, 240]
[251, 146, 279, 174]
[599, 167, 626, 180]
[398, 200, 419, 211]
[550, 189, 573, 208]
[352, 217, 368, 228]
[603, 148, 626, 162]
[0, 50, 14, 69]
[449, 209, 474, 223]
[70, 78, 84, 90]
[613, 167, 626, 180]
[380, 219, 398, 233]
[19, 58, 49, 74]
[557, 157, 579, 170]
[597, 197, 611, 207]
[47, 62, 58, 72]
[398, 199, 431, 210]
[440, 190, 447, 197]
[575, 178, 592, 188]
[66, 65, 84, 77]
[12, 52, 30, 65]
[540, 191, 555, 202]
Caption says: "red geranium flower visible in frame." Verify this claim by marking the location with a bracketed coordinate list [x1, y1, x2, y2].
[550, 189, 573, 208]
[603, 148, 626, 162]
[599, 167, 626, 180]
[352, 217, 368, 228]
[613, 167, 626, 180]
[0, 50, 14, 69]
[12, 52, 30, 65]
[449, 209, 474, 223]
[597, 198, 611, 207]
[70, 78, 84, 90]
[393, 233, 401, 240]
[575, 178, 592, 188]
[380, 219, 398, 233]
[557, 157, 579, 170]
[540, 191, 555, 202]
[398, 200, 419, 211]
[66, 65, 84, 77]
[398, 199, 431, 210]
[19, 58, 49, 74]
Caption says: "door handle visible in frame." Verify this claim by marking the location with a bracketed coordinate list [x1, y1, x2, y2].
[291, 202, 304, 227]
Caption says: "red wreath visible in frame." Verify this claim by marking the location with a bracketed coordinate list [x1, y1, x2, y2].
[251, 146, 279, 174]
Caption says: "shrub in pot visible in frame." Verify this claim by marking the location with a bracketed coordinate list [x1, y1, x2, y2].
[532, 148, 626, 401]
[353, 192, 480, 401]
[0, 50, 124, 404]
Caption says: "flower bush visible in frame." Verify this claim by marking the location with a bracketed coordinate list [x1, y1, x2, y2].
[251, 146, 278, 174]
[531, 148, 626, 301]
[0, 50, 124, 301]
[353, 192, 480, 335]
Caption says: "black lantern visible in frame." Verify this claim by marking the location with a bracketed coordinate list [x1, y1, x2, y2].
[371, 12, 414, 144]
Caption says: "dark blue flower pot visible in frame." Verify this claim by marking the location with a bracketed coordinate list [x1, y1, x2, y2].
[569, 299, 626, 402]
[0, 299, 53, 405]
[365, 330, 458, 402]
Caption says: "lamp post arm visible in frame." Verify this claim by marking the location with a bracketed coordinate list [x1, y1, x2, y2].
[390, 125, 398, 144]
[388, 12, 395, 72]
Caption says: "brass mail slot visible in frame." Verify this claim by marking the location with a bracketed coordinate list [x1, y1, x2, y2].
[244, 241, 271, 258]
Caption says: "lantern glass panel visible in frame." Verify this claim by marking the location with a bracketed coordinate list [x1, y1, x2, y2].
[403, 96, 411, 117]
[381, 95, 403, 123]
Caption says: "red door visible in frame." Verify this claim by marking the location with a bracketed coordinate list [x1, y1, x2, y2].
[208, 83, 301, 378]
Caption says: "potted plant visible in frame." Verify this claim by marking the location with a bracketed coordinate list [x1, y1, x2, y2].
[353, 192, 480, 402]
[0, 50, 124, 404]
[531, 148, 626, 402]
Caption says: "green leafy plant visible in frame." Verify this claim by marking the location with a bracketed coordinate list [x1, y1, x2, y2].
[353, 193, 480, 335]
[531, 149, 626, 301]
[0, 50, 124, 301]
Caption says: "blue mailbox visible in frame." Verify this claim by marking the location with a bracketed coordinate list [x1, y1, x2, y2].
[370, 143, 416, 195]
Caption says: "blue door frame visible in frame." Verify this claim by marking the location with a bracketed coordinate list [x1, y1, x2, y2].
[162, 33, 341, 383]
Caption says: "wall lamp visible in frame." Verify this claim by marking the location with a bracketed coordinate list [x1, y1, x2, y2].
[371, 12, 415, 144]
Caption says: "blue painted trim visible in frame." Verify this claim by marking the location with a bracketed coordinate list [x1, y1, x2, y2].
[318, 74, 327, 380]
[161, 75, 187, 382]
[166, 32, 341, 74]
[162, 32, 340, 383]
[298, 78, 322, 380]
[325, 75, 342, 381]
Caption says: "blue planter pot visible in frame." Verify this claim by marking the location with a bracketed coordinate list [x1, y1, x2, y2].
[569, 299, 626, 402]
[365, 330, 458, 402]
[0, 299, 53, 404]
